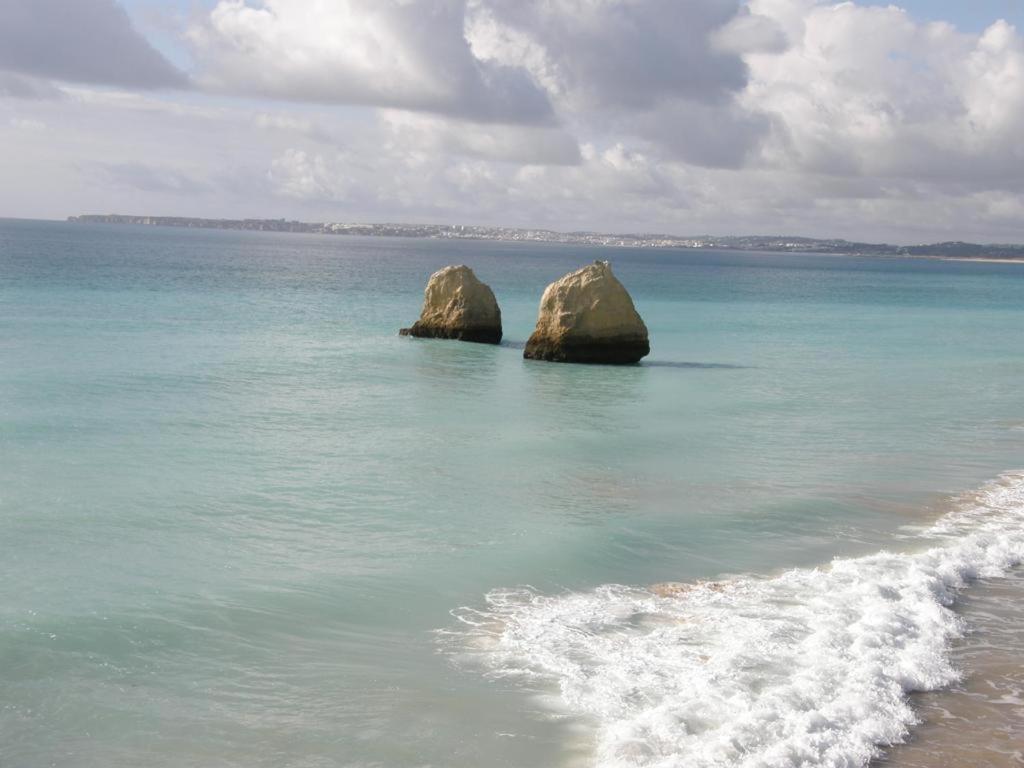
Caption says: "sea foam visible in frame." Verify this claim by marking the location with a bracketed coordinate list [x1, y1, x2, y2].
[447, 473, 1024, 768]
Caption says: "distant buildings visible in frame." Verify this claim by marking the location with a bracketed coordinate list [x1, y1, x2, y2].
[67, 215, 1024, 260]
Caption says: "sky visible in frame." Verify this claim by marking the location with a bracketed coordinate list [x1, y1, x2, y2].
[2, 0, 1024, 243]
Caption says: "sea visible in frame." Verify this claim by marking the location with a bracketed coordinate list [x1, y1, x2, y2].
[1, 217, 1022, 768]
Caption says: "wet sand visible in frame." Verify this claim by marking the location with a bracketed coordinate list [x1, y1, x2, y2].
[876, 569, 1024, 767]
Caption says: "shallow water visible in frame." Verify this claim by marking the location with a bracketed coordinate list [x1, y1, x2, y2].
[1, 219, 1023, 767]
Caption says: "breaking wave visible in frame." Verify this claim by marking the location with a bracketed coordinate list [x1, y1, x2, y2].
[445, 473, 1024, 768]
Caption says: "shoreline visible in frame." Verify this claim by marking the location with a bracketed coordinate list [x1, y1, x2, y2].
[876, 568, 1024, 768]
[455, 474, 1024, 768]
[919, 256, 1024, 264]
[877, 482, 1024, 766]
[55, 215, 1024, 262]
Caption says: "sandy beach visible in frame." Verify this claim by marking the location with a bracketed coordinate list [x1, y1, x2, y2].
[924, 257, 1024, 265]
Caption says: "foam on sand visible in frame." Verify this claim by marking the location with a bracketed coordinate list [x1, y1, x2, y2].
[446, 474, 1024, 768]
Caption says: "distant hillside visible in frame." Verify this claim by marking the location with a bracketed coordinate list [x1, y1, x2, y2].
[67, 215, 1024, 261]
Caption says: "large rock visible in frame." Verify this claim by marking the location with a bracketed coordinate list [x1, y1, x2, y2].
[524, 260, 649, 364]
[400, 265, 502, 344]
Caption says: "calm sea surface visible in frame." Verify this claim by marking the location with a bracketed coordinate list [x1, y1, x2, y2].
[2, 219, 1023, 767]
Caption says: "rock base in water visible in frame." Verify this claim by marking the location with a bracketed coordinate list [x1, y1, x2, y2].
[523, 335, 649, 364]
[399, 324, 502, 344]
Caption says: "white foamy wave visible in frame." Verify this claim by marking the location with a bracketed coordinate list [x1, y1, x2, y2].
[446, 473, 1024, 768]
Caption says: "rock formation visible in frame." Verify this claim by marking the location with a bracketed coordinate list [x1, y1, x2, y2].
[524, 260, 649, 364]
[400, 265, 502, 344]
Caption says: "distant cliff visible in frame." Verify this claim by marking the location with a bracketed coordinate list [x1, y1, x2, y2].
[68, 215, 318, 233]
[67, 215, 1024, 260]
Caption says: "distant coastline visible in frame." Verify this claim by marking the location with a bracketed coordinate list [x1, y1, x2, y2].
[67, 214, 1024, 261]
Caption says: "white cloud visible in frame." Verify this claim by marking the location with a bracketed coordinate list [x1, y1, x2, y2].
[8, 117, 47, 131]
[713, 7, 789, 55]
[186, 0, 773, 168]
[466, 0, 769, 167]
[254, 112, 337, 144]
[255, 133, 684, 228]
[269, 148, 348, 201]
[190, 0, 553, 123]
[379, 111, 581, 165]
[469, 0, 749, 110]
[742, 3, 1024, 193]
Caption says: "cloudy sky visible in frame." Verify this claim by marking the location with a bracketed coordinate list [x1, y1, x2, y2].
[2, 0, 1024, 243]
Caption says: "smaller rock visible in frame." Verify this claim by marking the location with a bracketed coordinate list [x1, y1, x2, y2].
[524, 260, 649, 364]
[400, 265, 502, 344]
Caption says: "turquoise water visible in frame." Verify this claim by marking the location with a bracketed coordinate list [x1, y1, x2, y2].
[1, 218, 1023, 767]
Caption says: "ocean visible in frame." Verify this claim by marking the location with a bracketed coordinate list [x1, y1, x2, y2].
[1, 218, 1022, 767]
